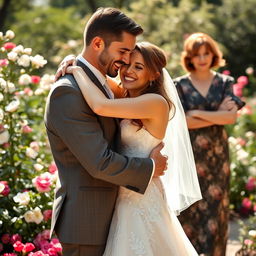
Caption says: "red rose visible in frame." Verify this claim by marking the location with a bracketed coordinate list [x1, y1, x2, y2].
[23, 243, 35, 253]
[13, 241, 24, 252]
[3, 42, 16, 50]
[1, 234, 10, 244]
[31, 76, 41, 84]
[10, 234, 22, 244]
[0, 181, 10, 196]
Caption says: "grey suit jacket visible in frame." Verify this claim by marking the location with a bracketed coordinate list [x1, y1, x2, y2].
[44, 60, 153, 245]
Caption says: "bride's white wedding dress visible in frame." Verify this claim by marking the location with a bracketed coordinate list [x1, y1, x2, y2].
[103, 119, 198, 256]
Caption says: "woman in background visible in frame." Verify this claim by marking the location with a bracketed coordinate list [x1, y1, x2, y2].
[174, 32, 245, 256]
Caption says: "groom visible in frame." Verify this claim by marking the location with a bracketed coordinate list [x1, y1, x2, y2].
[45, 7, 167, 256]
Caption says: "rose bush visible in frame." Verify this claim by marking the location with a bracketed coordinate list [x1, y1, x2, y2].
[0, 30, 61, 255]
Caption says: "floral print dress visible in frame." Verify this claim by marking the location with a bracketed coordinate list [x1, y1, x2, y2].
[174, 72, 245, 256]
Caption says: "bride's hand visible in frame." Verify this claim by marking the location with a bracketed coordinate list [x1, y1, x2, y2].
[66, 65, 83, 74]
[55, 54, 76, 81]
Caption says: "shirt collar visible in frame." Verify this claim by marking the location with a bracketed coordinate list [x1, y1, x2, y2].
[77, 55, 106, 85]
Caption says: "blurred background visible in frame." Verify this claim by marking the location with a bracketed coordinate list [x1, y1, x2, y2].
[1, 0, 256, 86]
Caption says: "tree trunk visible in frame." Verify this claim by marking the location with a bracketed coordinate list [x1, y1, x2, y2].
[0, 0, 12, 31]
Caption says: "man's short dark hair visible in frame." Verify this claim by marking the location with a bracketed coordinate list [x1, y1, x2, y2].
[84, 7, 143, 47]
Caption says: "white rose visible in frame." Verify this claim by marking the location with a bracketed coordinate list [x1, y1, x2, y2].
[5, 99, 20, 112]
[246, 67, 254, 75]
[7, 51, 18, 61]
[249, 230, 256, 238]
[245, 131, 255, 138]
[7, 82, 15, 93]
[19, 74, 31, 85]
[33, 207, 44, 224]
[0, 93, 3, 101]
[0, 78, 7, 90]
[26, 147, 38, 159]
[24, 210, 34, 223]
[13, 191, 30, 205]
[0, 183, 5, 193]
[12, 45, 24, 54]
[34, 163, 44, 171]
[23, 48, 32, 55]
[40, 74, 54, 90]
[34, 88, 44, 95]
[5, 30, 15, 39]
[30, 54, 47, 68]
[248, 166, 256, 176]
[0, 108, 4, 121]
[0, 130, 9, 144]
[18, 54, 30, 67]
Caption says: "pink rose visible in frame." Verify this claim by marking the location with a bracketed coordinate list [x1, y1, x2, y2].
[10, 234, 22, 244]
[3, 42, 16, 50]
[43, 210, 52, 221]
[40, 240, 52, 254]
[28, 251, 48, 256]
[245, 177, 256, 191]
[31, 76, 41, 84]
[244, 239, 253, 246]
[237, 137, 246, 146]
[50, 239, 62, 253]
[41, 230, 50, 240]
[48, 162, 57, 174]
[33, 173, 52, 193]
[0, 59, 9, 67]
[233, 83, 243, 97]
[13, 241, 24, 252]
[22, 125, 33, 133]
[242, 198, 252, 210]
[222, 70, 230, 75]
[237, 76, 248, 87]
[30, 141, 40, 152]
[0, 181, 10, 196]
[23, 242, 35, 253]
[3, 253, 17, 256]
[1, 234, 10, 244]
[24, 87, 33, 96]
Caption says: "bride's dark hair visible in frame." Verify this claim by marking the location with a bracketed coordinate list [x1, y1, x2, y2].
[130, 42, 174, 127]
[133, 42, 172, 107]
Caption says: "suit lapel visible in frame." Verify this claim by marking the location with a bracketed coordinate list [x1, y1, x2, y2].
[76, 60, 120, 127]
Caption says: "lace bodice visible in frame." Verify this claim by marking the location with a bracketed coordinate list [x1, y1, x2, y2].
[119, 119, 161, 158]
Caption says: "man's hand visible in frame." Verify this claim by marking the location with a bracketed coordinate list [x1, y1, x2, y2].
[218, 96, 236, 111]
[149, 142, 168, 177]
[55, 55, 76, 81]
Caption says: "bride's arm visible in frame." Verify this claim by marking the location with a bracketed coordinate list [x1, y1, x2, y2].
[68, 66, 169, 121]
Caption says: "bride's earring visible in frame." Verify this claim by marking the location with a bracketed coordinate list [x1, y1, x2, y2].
[149, 81, 153, 87]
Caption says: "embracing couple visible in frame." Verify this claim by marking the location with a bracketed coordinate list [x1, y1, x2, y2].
[44, 7, 202, 256]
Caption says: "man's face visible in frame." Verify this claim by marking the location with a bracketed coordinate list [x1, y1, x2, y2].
[98, 32, 136, 77]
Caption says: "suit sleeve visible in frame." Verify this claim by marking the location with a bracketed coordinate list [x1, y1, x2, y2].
[45, 81, 153, 194]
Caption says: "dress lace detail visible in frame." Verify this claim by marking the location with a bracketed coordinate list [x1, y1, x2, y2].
[103, 119, 198, 256]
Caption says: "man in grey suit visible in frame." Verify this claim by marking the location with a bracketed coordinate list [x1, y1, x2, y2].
[44, 7, 167, 256]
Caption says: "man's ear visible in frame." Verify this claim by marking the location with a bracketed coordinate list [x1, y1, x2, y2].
[91, 37, 105, 51]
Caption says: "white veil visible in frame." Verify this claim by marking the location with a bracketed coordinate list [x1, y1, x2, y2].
[161, 68, 202, 215]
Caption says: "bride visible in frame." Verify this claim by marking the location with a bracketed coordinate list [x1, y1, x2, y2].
[62, 42, 202, 255]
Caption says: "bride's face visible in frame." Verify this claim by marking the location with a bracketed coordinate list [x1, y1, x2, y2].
[120, 50, 151, 96]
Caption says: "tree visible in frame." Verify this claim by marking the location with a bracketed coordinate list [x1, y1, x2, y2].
[213, 0, 256, 77]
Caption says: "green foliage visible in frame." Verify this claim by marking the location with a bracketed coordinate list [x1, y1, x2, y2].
[0, 30, 59, 254]
[10, 6, 83, 72]
[213, 0, 256, 77]
[125, 0, 216, 76]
